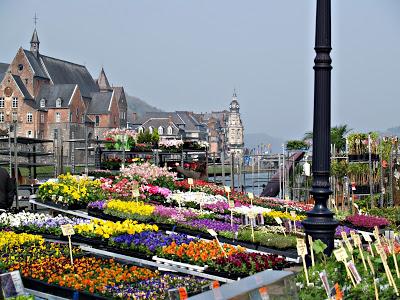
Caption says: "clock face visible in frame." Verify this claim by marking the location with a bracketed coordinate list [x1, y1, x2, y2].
[4, 87, 12, 97]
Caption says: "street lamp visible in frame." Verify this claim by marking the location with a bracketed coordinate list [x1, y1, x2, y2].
[301, 0, 338, 256]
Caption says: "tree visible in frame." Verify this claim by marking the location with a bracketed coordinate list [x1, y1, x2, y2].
[303, 124, 351, 155]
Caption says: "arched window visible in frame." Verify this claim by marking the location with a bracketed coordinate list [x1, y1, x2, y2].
[56, 98, 62, 108]
[148, 126, 153, 134]
[167, 126, 173, 135]
[40, 98, 46, 108]
[138, 127, 144, 133]
[158, 126, 164, 135]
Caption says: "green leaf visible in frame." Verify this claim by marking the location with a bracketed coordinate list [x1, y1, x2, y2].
[313, 239, 327, 254]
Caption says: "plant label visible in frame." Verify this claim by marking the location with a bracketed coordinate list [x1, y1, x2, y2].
[296, 239, 308, 256]
[224, 186, 231, 193]
[290, 211, 296, 219]
[132, 189, 140, 198]
[228, 200, 235, 209]
[361, 231, 373, 243]
[247, 211, 256, 220]
[341, 231, 348, 241]
[258, 286, 269, 300]
[345, 239, 354, 254]
[347, 261, 362, 284]
[207, 229, 218, 237]
[248, 192, 254, 200]
[333, 247, 348, 262]
[319, 270, 331, 297]
[187, 178, 194, 185]
[375, 243, 387, 261]
[0, 271, 25, 299]
[308, 235, 315, 266]
[353, 234, 362, 247]
[274, 217, 283, 225]
[373, 227, 381, 243]
[61, 224, 75, 236]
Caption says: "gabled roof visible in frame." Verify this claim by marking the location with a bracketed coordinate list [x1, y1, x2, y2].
[97, 68, 112, 91]
[87, 91, 113, 114]
[40, 54, 99, 98]
[112, 86, 124, 100]
[12, 75, 33, 100]
[36, 84, 76, 108]
[23, 50, 48, 79]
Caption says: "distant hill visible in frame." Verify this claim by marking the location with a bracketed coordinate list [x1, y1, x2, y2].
[384, 126, 400, 137]
[244, 133, 284, 153]
[126, 94, 162, 122]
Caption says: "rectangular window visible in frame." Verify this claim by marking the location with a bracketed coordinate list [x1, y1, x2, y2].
[27, 112, 33, 123]
[54, 129, 58, 139]
[69, 112, 72, 122]
[40, 113, 44, 123]
[95, 116, 100, 127]
[0, 98, 4, 108]
[81, 114, 84, 123]
[12, 97, 18, 108]
[56, 112, 61, 123]
[27, 130, 32, 138]
[0, 112, 4, 123]
[12, 112, 18, 122]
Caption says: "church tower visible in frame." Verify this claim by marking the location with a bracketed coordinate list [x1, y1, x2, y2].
[227, 90, 244, 156]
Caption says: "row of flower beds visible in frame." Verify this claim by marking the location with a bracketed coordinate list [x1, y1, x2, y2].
[0, 231, 211, 299]
[0, 212, 291, 280]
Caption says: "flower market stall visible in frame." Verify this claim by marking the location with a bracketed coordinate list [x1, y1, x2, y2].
[0, 157, 395, 299]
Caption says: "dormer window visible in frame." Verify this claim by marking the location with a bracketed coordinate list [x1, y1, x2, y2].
[167, 126, 173, 135]
[40, 98, 46, 108]
[158, 126, 164, 135]
[148, 126, 153, 134]
[56, 98, 62, 108]
[138, 127, 144, 134]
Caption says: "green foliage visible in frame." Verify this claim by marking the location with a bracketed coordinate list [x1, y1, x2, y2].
[286, 140, 309, 150]
[136, 130, 159, 144]
[331, 159, 348, 178]
[219, 229, 297, 250]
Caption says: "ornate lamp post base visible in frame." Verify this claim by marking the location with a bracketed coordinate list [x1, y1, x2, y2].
[302, 191, 338, 255]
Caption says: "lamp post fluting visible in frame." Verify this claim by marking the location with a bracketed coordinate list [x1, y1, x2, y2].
[301, 0, 338, 256]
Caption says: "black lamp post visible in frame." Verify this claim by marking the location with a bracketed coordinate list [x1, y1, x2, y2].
[301, 0, 338, 256]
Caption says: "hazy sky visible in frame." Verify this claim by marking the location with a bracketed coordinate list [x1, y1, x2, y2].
[0, 0, 399, 139]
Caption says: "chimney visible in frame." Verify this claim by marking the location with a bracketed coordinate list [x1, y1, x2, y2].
[132, 112, 137, 123]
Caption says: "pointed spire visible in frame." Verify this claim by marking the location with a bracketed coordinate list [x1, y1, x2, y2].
[233, 88, 237, 98]
[30, 28, 40, 55]
[97, 68, 112, 91]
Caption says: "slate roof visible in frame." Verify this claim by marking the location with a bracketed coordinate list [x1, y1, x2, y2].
[40, 54, 99, 98]
[23, 50, 48, 79]
[138, 119, 179, 134]
[31, 29, 39, 43]
[0, 63, 9, 74]
[87, 91, 113, 114]
[12, 75, 33, 100]
[136, 111, 206, 133]
[36, 84, 76, 108]
[97, 68, 112, 91]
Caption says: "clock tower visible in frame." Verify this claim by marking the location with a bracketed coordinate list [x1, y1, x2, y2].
[227, 90, 244, 156]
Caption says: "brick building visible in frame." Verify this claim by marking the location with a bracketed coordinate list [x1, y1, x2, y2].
[0, 29, 127, 160]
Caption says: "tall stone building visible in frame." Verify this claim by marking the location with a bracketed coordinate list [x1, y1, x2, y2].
[226, 91, 244, 156]
[0, 29, 127, 159]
